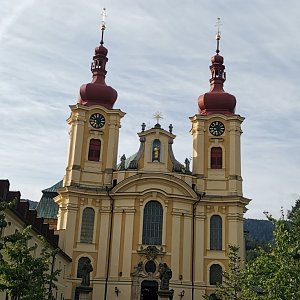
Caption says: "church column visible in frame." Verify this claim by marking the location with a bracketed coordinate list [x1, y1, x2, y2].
[182, 214, 192, 281]
[227, 206, 245, 259]
[171, 213, 181, 280]
[109, 211, 123, 277]
[96, 209, 110, 277]
[194, 211, 205, 283]
[104, 116, 122, 185]
[65, 109, 86, 186]
[62, 200, 78, 257]
[122, 211, 135, 277]
[228, 119, 243, 195]
[191, 119, 205, 177]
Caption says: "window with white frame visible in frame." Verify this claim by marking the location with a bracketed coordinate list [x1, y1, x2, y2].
[210, 215, 222, 250]
[142, 201, 163, 245]
[80, 207, 95, 243]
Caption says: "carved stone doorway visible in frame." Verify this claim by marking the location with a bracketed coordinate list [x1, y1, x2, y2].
[140, 280, 158, 300]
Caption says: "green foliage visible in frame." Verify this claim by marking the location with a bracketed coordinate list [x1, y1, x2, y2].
[245, 236, 270, 262]
[205, 199, 300, 300]
[243, 212, 300, 300]
[288, 198, 300, 225]
[218, 245, 244, 300]
[0, 199, 60, 300]
[0, 201, 12, 235]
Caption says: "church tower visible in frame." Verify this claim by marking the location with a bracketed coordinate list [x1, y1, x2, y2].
[190, 25, 250, 270]
[64, 13, 125, 189]
[55, 10, 125, 280]
[190, 41, 243, 197]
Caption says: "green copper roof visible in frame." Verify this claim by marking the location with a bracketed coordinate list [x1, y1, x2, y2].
[36, 197, 58, 219]
[117, 153, 137, 170]
[36, 180, 62, 219]
[28, 200, 38, 209]
[42, 180, 63, 193]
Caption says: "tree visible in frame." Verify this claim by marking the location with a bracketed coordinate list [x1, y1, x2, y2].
[0, 200, 60, 300]
[288, 197, 300, 226]
[203, 245, 246, 300]
[243, 211, 300, 300]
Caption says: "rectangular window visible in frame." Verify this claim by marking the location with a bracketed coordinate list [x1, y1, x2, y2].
[88, 139, 101, 161]
[211, 147, 222, 169]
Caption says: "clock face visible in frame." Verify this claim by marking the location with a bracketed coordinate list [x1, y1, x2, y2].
[89, 113, 105, 129]
[209, 121, 225, 136]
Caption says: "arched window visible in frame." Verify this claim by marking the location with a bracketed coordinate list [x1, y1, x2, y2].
[210, 215, 222, 250]
[77, 257, 91, 278]
[142, 201, 163, 245]
[88, 139, 101, 161]
[210, 264, 222, 285]
[211, 147, 222, 169]
[152, 139, 161, 162]
[80, 207, 95, 243]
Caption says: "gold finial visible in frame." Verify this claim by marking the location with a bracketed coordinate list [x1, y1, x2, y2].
[215, 17, 222, 53]
[153, 111, 163, 124]
[101, 8, 107, 30]
[100, 8, 107, 45]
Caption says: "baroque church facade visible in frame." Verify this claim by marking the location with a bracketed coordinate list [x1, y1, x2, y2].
[38, 22, 250, 300]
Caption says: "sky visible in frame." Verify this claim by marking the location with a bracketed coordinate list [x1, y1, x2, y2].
[0, 0, 299, 219]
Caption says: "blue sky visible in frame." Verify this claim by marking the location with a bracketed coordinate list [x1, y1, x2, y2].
[0, 0, 299, 219]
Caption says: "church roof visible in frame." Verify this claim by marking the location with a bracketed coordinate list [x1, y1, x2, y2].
[36, 196, 58, 219]
[198, 23, 236, 115]
[78, 9, 118, 108]
[117, 153, 138, 171]
[36, 180, 62, 219]
[42, 180, 63, 193]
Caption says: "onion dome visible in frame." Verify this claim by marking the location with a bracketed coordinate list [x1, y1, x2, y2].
[78, 8, 118, 109]
[198, 21, 236, 115]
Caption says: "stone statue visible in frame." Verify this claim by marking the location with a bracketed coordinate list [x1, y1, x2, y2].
[120, 154, 126, 170]
[131, 261, 143, 276]
[159, 263, 172, 290]
[184, 158, 190, 173]
[81, 260, 93, 286]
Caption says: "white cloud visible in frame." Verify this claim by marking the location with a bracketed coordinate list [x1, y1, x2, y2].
[1, 0, 300, 219]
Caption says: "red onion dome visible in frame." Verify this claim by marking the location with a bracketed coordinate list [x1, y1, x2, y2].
[79, 45, 118, 109]
[198, 53, 236, 115]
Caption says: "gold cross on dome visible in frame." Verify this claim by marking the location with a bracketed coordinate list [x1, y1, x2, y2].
[100, 8, 107, 45]
[153, 111, 163, 124]
[101, 8, 107, 31]
[214, 17, 222, 53]
[215, 17, 222, 40]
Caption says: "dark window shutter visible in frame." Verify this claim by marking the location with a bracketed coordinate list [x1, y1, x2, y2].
[211, 147, 222, 169]
[88, 139, 101, 161]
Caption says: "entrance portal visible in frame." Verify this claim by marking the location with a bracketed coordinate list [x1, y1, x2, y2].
[140, 280, 158, 300]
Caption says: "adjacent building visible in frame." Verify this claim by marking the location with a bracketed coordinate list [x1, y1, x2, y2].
[0, 180, 71, 300]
